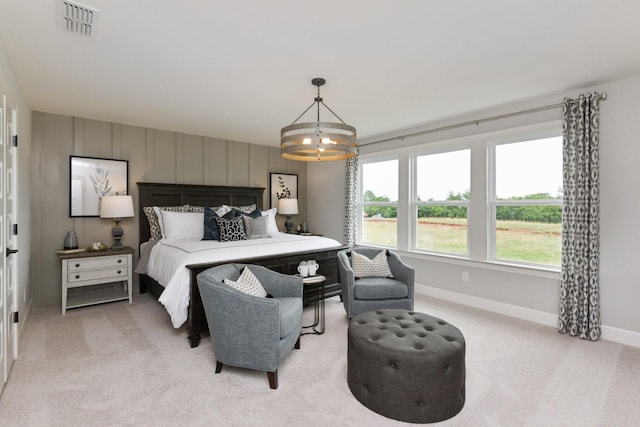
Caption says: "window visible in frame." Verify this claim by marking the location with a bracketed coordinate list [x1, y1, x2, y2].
[414, 149, 470, 255]
[492, 137, 562, 266]
[356, 122, 562, 272]
[360, 159, 398, 247]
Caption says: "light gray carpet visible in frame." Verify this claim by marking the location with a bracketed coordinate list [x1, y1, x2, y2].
[1, 293, 639, 426]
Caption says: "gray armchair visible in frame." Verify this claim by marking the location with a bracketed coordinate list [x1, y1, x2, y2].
[338, 248, 415, 318]
[196, 263, 303, 389]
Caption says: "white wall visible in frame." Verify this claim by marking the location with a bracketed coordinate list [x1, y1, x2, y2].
[309, 75, 640, 346]
[0, 38, 32, 339]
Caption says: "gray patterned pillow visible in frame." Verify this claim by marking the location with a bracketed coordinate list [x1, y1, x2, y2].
[215, 216, 248, 242]
[223, 267, 267, 297]
[242, 215, 270, 239]
[222, 204, 257, 214]
[351, 250, 394, 278]
[143, 205, 190, 240]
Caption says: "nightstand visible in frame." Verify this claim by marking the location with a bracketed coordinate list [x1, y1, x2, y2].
[58, 246, 134, 314]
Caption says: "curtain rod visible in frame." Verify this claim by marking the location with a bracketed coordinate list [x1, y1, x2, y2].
[362, 92, 607, 146]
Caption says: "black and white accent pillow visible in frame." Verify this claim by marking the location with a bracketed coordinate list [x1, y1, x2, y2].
[215, 216, 248, 242]
[351, 250, 394, 278]
[223, 267, 267, 297]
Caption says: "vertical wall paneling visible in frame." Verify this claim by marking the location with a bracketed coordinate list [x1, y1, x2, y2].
[112, 123, 121, 160]
[230, 141, 250, 186]
[145, 128, 154, 182]
[30, 111, 307, 306]
[179, 134, 205, 184]
[152, 130, 177, 183]
[205, 137, 228, 185]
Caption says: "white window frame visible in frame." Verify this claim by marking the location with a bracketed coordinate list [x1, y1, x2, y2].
[488, 132, 563, 268]
[357, 155, 400, 248]
[356, 121, 562, 273]
[411, 147, 471, 257]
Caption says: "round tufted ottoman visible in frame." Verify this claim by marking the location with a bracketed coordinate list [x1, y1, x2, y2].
[348, 309, 465, 423]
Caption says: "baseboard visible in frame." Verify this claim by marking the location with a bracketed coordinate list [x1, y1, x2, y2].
[415, 283, 640, 349]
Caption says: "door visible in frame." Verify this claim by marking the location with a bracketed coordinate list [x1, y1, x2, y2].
[0, 93, 18, 393]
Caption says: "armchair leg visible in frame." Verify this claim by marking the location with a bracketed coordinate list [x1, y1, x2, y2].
[267, 370, 278, 389]
[215, 361, 223, 374]
[295, 335, 301, 349]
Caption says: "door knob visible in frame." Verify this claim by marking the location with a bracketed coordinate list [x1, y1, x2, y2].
[6, 248, 18, 258]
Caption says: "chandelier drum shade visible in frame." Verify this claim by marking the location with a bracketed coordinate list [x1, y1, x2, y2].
[281, 78, 357, 162]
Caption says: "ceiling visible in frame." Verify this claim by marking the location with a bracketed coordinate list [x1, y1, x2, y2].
[1, 0, 639, 147]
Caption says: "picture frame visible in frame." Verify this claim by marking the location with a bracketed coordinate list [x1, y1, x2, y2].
[270, 173, 298, 209]
[69, 156, 129, 217]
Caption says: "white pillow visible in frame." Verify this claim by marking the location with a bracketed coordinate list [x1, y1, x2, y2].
[262, 208, 279, 235]
[223, 267, 267, 297]
[351, 250, 394, 278]
[158, 210, 204, 241]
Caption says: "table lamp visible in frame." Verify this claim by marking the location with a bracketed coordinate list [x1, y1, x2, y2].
[278, 198, 298, 233]
[100, 195, 134, 249]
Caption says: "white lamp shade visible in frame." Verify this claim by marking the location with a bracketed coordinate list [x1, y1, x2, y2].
[100, 195, 134, 218]
[278, 198, 299, 215]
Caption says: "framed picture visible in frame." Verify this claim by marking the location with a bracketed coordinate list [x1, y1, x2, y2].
[270, 173, 298, 209]
[69, 156, 129, 217]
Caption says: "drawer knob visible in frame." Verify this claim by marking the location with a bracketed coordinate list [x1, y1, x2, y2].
[75, 274, 80, 279]
[117, 259, 122, 263]
[75, 263, 80, 268]
[117, 270, 122, 274]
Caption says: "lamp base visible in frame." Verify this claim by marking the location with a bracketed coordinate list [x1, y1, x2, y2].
[111, 218, 125, 250]
[285, 216, 293, 234]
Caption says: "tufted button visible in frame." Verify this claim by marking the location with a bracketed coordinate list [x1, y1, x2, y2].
[379, 326, 387, 330]
[444, 336, 455, 342]
[417, 332, 427, 338]
[401, 323, 409, 329]
[414, 342, 424, 350]
[358, 320, 366, 324]
[438, 321, 446, 325]
[425, 326, 434, 331]
[418, 401, 425, 406]
[396, 332, 405, 338]
[390, 362, 396, 369]
[414, 318, 423, 323]
[371, 335, 381, 342]
[408, 311, 415, 315]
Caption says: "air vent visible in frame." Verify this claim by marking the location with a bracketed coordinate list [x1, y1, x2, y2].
[58, 0, 99, 38]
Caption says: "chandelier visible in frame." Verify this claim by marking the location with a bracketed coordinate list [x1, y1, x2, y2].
[281, 78, 357, 162]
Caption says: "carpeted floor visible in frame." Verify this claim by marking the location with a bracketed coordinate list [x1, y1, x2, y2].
[1, 293, 639, 426]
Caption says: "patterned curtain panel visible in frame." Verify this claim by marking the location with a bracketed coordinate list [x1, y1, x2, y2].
[558, 92, 602, 341]
[343, 156, 358, 246]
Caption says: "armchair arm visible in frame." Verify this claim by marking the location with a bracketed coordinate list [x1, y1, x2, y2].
[337, 250, 356, 294]
[387, 252, 415, 296]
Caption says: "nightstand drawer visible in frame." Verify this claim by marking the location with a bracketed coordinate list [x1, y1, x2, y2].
[66, 255, 129, 271]
[67, 266, 129, 283]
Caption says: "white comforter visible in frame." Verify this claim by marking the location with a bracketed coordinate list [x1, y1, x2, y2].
[147, 233, 342, 327]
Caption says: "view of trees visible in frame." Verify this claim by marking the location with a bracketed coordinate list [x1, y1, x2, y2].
[363, 190, 562, 223]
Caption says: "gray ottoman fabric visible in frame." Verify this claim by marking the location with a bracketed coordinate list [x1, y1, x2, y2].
[348, 309, 465, 423]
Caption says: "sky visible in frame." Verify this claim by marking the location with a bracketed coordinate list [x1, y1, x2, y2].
[362, 136, 562, 201]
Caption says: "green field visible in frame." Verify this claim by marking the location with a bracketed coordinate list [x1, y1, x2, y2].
[362, 218, 561, 265]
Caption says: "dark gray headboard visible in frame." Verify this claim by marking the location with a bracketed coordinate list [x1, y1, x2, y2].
[136, 182, 265, 243]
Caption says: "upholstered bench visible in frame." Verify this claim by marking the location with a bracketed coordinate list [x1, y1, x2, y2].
[347, 309, 466, 423]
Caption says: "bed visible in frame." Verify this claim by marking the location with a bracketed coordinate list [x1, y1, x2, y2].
[137, 182, 348, 347]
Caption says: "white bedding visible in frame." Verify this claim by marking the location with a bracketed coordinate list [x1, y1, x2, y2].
[146, 233, 342, 327]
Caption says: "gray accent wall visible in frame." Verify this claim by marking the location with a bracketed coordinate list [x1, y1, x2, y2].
[31, 112, 307, 306]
